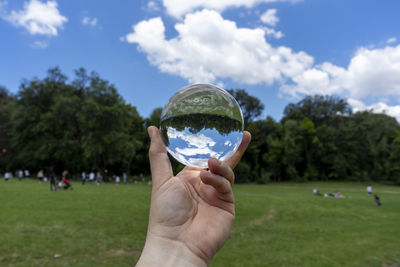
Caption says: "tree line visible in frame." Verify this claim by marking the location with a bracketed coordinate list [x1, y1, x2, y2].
[1, 67, 399, 184]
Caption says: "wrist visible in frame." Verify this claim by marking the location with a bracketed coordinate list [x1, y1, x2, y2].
[136, 233, 208, 267]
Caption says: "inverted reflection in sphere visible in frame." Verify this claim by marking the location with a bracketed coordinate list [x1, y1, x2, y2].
[160, 84, 244, 168]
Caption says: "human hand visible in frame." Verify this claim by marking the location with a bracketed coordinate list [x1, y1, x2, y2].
[136, 126, 251, 266]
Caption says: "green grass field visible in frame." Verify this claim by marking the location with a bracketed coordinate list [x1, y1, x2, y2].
[0, 179, 399, 266]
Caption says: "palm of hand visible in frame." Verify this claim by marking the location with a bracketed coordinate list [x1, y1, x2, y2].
[144, 126, 250, 265]
[150, 167, 234, 261]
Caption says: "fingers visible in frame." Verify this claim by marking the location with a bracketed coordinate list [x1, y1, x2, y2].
[208, 158, 234, 185]
[199, 131, 251, 194]
[200, 170, 231, 194]
[148, 126, 173, 187]
[200, 158, 234, 194]
[225, 131, 251, 169]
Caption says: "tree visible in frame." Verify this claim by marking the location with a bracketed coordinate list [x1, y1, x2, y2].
[245, 116, 282, 183]
[299, 117, 321, 181]
[10, 67, 146, 176]
[388, 136, 400, 184]
[5, 70, 400, 184]
[283, 95, 351, 126]
[227, 89, 264, 127]
[124, 104, 146, 175]
[346, 112, 399, 181]
[78, 71, 139, 174]
[282, 120, 302, 181]
[11, 68, 81, 173]
[0, 86, 14, 172]
[146, 107, 162, 128]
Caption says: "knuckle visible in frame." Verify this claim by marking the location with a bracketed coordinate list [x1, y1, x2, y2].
[148, 145, 160, 157]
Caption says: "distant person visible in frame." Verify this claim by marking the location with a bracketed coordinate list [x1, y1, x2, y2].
[133, 174, 138, 184]
[96, 172, 102, 185]
[18, 170, 23, 181]
[374, 194, 381, 206]
[81, 172, 87, 185]
[115, 175, 120, 186]
[50, 172, 56, 191]
[313, 188, 321, 196]
[24, 169, 30, 178]
[140, 173, 144, 183]
[123, 172, 127, 184]
[5, 171, 11, 181]
[367, 185, 373, 197]
[89, 171, 95, 183]
[62, 170, 73, 190]
[334, 191, 345, 198]
[37, 169, 44, 183]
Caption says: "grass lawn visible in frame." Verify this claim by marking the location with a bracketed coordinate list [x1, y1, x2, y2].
[0, 179, 399, 266]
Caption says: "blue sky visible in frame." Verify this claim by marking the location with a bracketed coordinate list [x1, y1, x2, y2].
[1, 0, 400, 121]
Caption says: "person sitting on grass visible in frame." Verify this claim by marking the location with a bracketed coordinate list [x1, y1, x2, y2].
[334, 191, 345, 198]
[324, 191, 345, 198]
[62, 170, 73, 190]
[374, 194, 381, 206]
[313, 188, 321, 196]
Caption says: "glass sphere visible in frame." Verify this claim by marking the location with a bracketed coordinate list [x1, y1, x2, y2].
[160, 84, 244, 168]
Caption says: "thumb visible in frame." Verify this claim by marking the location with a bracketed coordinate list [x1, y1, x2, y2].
[148, 126, 173, 188]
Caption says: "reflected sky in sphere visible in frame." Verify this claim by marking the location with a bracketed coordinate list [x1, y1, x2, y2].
[165, 126, 243, 168]
[160, 84, 244, 168]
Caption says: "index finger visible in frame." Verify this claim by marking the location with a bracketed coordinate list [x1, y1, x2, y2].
[225, 131, 251, 169]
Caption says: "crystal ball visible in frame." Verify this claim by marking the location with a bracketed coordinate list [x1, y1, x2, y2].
[160, 84, 244, 168]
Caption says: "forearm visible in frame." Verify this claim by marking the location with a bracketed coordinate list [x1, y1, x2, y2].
[136, 233, 208, 267]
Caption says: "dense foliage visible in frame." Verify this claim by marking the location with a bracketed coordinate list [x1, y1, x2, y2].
[1, 67, 399, 184]
[240, 96, 400, 185]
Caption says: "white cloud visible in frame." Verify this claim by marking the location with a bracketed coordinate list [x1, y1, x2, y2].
[162, 0, 301, 18]
[348, 98, 400, 122]
[167, 127, 220, 168]
[176, 146, 219, 157]
[126, 3, 400, 105]
[168, 127, 216, 148]
[1, 0, 67, 36]
[387, 37, 397, 44]
[125, 9, 312, 84]
[262, 26, 283, 39]
[284, 45, 400, 98]
[280, 62, 348, 97]
[345, 45, 400, 97]
[82, 16, 97, 27]
[31, 40, 48, 48]
[147, 1, 160, 11]
[260, 9, 279, 26]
